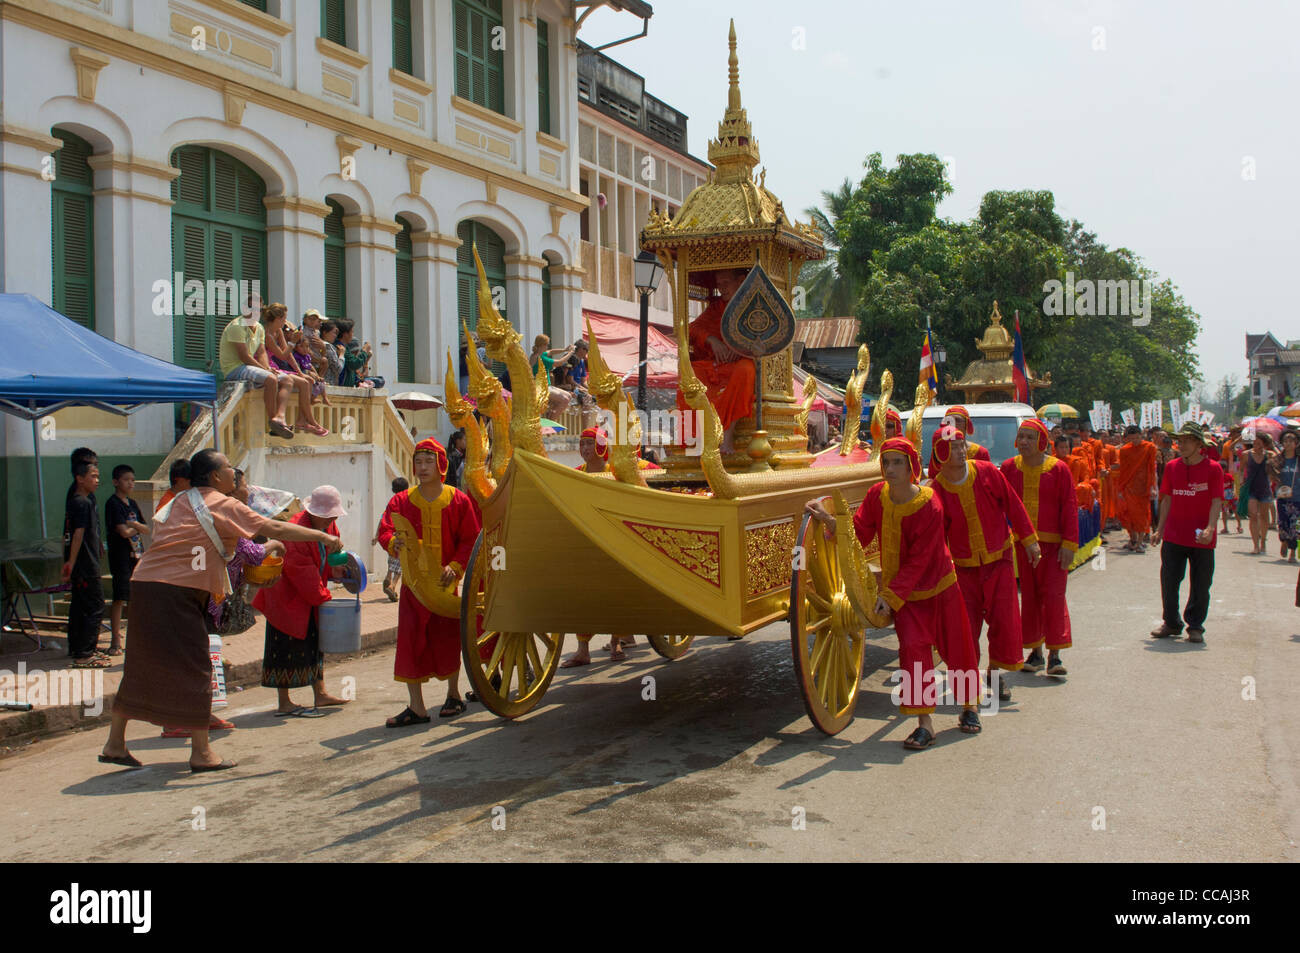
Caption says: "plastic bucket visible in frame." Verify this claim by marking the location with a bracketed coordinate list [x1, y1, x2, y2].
[318, 593, 362, 654]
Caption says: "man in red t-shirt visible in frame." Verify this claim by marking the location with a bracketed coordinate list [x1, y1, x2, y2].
[1151, 422, 1224, 643]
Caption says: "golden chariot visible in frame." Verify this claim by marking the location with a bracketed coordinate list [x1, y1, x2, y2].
[446, 23, 934, 734]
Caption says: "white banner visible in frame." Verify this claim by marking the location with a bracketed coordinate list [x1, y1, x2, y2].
[1169, 399, 1181, 429]
[1121, 408, 1137, 427]
[1089, 409, 1102, 431]
[1140, 402, 1154, 429]
[1102, 403, 1113, 430]
[1187, 402, 1201, 427]
[1199, 410, 1215, 427]
[1152, 400, 1163, 427]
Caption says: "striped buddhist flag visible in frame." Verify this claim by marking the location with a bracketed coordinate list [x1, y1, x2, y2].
[919, 329, 939, 394]
[1011, 310, 1030, 404]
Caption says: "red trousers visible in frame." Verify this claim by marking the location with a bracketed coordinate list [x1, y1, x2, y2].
[894, 583, 980, 715]
[957, 556, 1024, 671]
[1016, 542, 1072, 651]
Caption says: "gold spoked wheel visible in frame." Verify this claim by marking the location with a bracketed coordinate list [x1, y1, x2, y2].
[646, 633, 695, 660]
[789, 512, 867, 735]
[460, 533, 564, 718]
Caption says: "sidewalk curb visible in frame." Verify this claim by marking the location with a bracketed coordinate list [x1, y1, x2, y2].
[0, 623, 399, 750]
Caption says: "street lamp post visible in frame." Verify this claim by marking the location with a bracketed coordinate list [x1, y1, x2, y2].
[934, 339, 947, 400]
[634, 250, 664, 413]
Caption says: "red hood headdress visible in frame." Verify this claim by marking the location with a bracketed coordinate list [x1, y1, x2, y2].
[879, 437, 921, 482]
[414, 437, 448, 478]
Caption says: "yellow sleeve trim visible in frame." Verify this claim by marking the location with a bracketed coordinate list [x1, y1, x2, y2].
[907, 569, 957, 601]
[882, 588, 905, 612]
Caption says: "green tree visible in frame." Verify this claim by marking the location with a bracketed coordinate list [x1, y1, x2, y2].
[797, 177, 858, 317]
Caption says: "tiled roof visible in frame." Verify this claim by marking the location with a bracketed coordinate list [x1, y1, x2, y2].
[795, 317, 859, 350]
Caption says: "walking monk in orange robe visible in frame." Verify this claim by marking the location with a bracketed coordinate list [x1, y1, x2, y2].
[678, 267, 755, 454]
[1113, 424, 1158, 552]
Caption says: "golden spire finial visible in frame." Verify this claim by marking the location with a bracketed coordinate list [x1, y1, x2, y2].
[990, 300, 1003, 325]
[727, 19, 741, 113]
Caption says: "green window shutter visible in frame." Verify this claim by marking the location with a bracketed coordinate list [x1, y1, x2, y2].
[322, 0, 347, 47]
[324, 199, 347, 319]
[169, 146, 268, 375]
[541, 264, 552, 340]
[456, 219, 507, 371]
[393, 0, 413, 75]
[51, 129, 96, 331]
[537, 19, 551, 136]
[395, 218, 414, 381]
[454, 0, 505, 113]
[240, 0, 268, 12]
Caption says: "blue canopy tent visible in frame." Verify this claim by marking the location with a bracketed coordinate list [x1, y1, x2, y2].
[0, 294, 217, 535]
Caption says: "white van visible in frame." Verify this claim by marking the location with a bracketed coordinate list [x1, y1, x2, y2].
[920, 402, 1040, 466]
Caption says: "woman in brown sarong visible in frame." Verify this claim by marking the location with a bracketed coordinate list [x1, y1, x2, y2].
[99, 450, 343, 772]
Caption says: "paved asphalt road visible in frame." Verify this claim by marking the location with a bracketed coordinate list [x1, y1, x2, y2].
[2, 529, 1297, 862]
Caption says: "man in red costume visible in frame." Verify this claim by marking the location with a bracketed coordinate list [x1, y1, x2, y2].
[1112, 425, 1158, 552]
[926, 405, 991, 479]
[932, 425, 1039, 702]
[1002, 419, 1078, 676]
[377, 438, 482, 726]
[869, 407, 902, 447]
[679, 268, 754, 453]
[806, 437, 983, 750]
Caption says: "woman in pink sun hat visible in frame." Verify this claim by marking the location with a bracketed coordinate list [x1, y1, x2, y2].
[253, 485, 354, 717]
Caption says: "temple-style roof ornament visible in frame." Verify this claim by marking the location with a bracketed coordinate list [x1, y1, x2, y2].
[946, 300, 1052, 401]
[640, 20, 824, 259]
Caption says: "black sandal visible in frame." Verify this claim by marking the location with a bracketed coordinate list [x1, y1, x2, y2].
[959, 709, 983, 734]
[903, 726, 936, 750]
[385, 706, 431, 728]
[439, 697, 467, 718]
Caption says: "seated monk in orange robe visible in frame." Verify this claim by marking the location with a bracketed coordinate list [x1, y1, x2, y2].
[677, 268, 754, 453]
[1113, 425, 1157, 550]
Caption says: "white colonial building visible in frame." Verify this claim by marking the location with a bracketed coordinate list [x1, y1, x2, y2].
[0, 0, 647, 538]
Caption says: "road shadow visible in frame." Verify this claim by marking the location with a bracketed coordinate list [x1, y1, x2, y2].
[305, 633, 938, 853]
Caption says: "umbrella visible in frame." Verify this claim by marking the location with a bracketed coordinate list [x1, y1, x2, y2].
[540, 418, 565, 431]
[1241, 416, 1284, 439]
[1037, 403, 1079, 419]
[1283, 401, 1300, 418]
[390, 391, 444, 411]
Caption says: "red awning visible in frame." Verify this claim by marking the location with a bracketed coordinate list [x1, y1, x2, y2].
[581, 310, 679, 388]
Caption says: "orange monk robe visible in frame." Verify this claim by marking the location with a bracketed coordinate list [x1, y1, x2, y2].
[1061, 449, 1094, 510]
[676, 296, 755, 432]
[1115, 439, 1158, 533]
[1104, 444, 1120, 521]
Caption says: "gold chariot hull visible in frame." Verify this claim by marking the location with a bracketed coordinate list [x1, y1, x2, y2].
[479, 451, 878, 639]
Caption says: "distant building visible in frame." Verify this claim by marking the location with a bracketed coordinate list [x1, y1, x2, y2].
[793, 316, 859, 386]
[1246, 332, 1299, 406]
[575, 39, 711, 333]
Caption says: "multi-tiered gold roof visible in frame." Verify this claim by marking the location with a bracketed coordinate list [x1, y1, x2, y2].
[640, 20, 824, 265]
[946, 301, 1052, 403]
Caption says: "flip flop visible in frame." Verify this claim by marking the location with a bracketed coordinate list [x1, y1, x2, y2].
[958, 709, 983, 734]
[73, 655, 110, 669]
[98, 752, 143, 768]
[609, 648, 627, 661]
[274, 706, 308, 718]
[288, 707, 326, 718]
[209, 717, 236, 730]
[268, 420, 294, 439]
[559, 656, 590, 668]
[190, 759, 237, 773]
[439, 697, 467, 718]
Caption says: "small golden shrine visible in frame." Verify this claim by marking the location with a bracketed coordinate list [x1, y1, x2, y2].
[640, 20, 825, 473]
[945, 301, 1051, 404]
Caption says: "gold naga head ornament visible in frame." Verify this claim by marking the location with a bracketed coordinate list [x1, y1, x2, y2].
[471, 244, 521, 361]
[840, 344, 871, 455]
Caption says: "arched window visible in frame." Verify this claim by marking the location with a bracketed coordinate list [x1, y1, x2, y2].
[395, 216, 414, 382]
[170, 146, 267, 374]
[51, 129, 96, 330]
[456, 220, 506, 340]
[323, 198, 347, 319]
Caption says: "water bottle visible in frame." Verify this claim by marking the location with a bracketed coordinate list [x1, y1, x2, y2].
[209, 634, 228, 710]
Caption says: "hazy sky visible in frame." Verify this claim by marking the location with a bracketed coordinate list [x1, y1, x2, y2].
[577, 0, 1300, 393]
